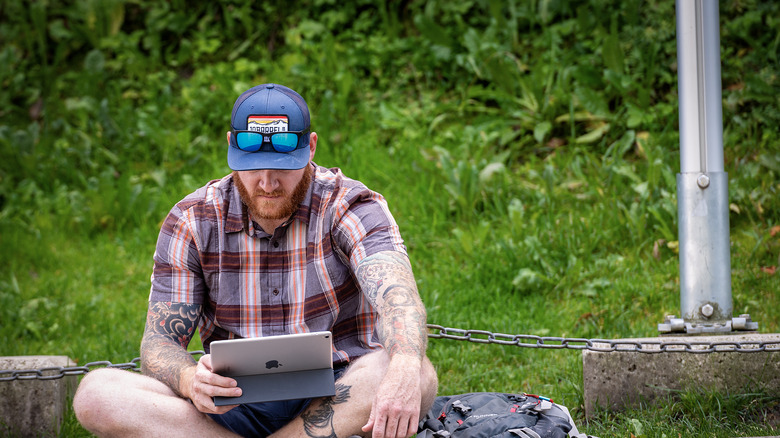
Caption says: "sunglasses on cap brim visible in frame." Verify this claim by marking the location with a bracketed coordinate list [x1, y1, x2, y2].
[230, 130, 309, 153]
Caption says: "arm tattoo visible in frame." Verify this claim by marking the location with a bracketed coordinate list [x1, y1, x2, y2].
[355, 251, 428, 359]
[301, 383, 351, 438]
[140, 301, 201, 397]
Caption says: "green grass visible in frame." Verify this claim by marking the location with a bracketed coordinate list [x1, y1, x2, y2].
[4, 119, 780, 436]
[2, 0, 780, 436]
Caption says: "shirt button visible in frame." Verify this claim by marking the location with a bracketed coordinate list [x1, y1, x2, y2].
[272, 241, 279, 248]
[273, 289, 279, 296]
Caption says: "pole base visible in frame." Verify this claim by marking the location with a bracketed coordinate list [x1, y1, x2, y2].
[583, 333, 780, 418]
[658, 314, 758, 334]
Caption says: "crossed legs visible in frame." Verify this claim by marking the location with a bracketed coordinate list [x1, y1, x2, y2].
[73, 350, 437, 437]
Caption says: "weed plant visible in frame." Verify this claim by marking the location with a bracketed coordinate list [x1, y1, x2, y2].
[1, 0, 779, 436]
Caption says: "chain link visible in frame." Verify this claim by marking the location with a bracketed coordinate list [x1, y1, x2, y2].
[0, 351, 203, 382]
[426, 325, 780, 354]
[3, 324, 780, 382]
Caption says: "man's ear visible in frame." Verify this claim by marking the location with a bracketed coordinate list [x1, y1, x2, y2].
[309, 132, 318, 161]
[226, 131, 231, 145]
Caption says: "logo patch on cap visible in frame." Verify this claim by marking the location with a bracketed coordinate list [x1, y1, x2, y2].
[248, 115, 289, 133]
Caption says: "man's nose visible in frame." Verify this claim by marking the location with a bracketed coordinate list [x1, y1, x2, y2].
[256, 170, 279, 193]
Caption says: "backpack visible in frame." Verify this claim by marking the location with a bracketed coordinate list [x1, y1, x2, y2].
[417, 392, 592, 438]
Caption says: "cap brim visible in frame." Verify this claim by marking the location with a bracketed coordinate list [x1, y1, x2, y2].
[228, 145, 311, 171]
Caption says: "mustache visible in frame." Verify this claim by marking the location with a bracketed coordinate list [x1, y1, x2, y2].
[255, 189, 285, 197]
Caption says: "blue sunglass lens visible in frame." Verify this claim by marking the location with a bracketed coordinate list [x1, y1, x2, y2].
[235, 132, 264, 152]
[271, 133, 299, 152]
[234, 131, 303, 153]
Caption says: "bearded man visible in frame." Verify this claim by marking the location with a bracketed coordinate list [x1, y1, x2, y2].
[73, 83, 438, 438]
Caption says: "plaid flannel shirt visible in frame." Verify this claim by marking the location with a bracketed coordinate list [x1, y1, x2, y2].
[149, 163, 407, 365]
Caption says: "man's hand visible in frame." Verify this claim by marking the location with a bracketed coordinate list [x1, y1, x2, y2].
[361, 356, 422, 438]
[182, 354, 242, 414]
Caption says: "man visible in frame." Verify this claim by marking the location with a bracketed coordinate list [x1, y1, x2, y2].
[73, 83, 438, 438]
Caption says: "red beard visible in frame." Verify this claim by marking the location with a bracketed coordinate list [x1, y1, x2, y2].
[233, 165, 313, 222]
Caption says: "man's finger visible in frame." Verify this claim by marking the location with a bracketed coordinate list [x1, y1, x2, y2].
[409, 412, 420, 435]
[404, 415, 417, 438]
[200, 354, 214, 370]
[372, 412, 387, 438]
[383, 414, 399, 438]
[361, 414, 374, 433]
[197, 367, 238, 388]
[194, 393, 237, 415]
[209, 383, 242, 398]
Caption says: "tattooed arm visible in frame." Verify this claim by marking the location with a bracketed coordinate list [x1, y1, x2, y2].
[140, 301, 241, 413]
[356, 251, 428, 359]
[140, 301, 201, 397]
[355, 250, 429, 437]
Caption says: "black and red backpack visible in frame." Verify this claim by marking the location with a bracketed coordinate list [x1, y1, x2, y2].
[417, 392, 594, 438]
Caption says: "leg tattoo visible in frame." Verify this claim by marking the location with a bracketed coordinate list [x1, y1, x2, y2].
[301, 383, 352, 438]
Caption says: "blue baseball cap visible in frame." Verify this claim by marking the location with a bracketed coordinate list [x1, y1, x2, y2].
[228, 83, 311, 170]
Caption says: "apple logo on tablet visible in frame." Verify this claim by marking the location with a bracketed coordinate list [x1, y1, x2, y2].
[265, 360, 281, 369]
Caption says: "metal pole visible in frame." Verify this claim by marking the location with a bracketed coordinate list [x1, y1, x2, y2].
[677, 0, 724, 174]
[659, 0, 757, 334]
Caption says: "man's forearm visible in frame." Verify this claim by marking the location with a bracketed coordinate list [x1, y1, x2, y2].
[355, 251, 428, 359]
[140, 301, 201, 398]
[378, 285, 428, 359]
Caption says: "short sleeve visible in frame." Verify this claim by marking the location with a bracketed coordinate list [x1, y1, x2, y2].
[331, 187, 407, 271]
[149, 204, 207, 304]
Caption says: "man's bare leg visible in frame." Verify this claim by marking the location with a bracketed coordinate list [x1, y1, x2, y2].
[73, 368, 239, 438]
[270, 349, 438, 438]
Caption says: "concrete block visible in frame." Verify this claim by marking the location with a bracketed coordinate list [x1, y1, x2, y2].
[0, 356, 78, 438]
[582, 333, 780, 418]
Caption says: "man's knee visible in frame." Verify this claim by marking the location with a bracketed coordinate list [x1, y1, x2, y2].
[340, 350, 439, 412]
[73, 368, 124, 431]
[73, 368, 169, 433]
[73, 368, 118, 410]
[342, 349, 391, 378]
[419, 356, 439, 415]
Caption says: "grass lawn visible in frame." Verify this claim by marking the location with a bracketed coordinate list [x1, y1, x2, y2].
[4, 135, 779, 436]
[2, 1, 779, 436]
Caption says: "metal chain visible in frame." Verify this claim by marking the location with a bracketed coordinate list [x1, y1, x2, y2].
[427, 325, 780, 354]
[3, 324, 780, 382]
[0, 351, 204, 382]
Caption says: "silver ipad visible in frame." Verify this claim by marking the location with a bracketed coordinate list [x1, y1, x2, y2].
[210, 331, 336, 405]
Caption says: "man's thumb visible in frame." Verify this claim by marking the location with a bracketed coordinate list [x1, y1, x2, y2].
[361, 410, 375, 432]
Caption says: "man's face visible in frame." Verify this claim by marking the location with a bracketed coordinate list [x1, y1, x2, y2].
[233, 164, 313, 222]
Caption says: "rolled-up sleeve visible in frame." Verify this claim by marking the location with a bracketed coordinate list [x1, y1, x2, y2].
[332, 187, 407, 271]
[149, 205, 206, 304]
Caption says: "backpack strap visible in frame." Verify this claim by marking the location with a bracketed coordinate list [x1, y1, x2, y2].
[509, 428, 543, 438]
[555, 404, 598, 438]
[417, 430, 451, 438]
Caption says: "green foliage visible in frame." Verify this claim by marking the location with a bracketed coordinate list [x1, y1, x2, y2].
[1, 0, 779, 436]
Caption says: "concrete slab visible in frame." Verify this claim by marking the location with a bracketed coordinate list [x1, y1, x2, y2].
[582, 333, 780, 418]
[0, 356, 78, 438]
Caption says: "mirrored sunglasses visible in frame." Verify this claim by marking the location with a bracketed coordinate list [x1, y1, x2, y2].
[231, 130, 309, 153]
